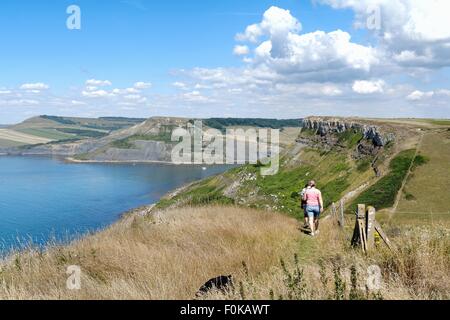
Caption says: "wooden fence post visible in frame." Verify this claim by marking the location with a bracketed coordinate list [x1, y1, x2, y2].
[352, 204, 368, 253]
[351, 204, 392, 253]
[366, 206, 376, 250]
[374, 221, 392, 250]
[331, 202, 337, 220]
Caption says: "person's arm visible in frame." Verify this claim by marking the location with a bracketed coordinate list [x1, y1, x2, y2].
[319, 192, 324, 212]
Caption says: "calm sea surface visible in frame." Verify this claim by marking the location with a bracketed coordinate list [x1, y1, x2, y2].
[0, 156, 231, 252]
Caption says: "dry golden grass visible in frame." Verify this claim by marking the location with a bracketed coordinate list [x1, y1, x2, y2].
[206, 216, 450, 300]
[0, 129, 52, 145]
[397, 131, 450, 218]
[0, 205, 448, 300]
[0, 206, 300, 300]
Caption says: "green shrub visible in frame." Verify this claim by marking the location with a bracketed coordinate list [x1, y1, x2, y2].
[300, 128, 317, 137]
[356, 159, 371, 173]
[350, 149, 416, 211]
[337, 131, 364, 148]
[188, 191, 234, 206]
[111, 138, 135, 149]
[412, 154, 429, 169]
[404, 193, 416, 201]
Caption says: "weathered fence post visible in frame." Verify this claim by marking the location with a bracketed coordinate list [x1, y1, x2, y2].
[374, 221, 392, 250]
[352, 204, 368, 253]
[366, 206, 376, 250]
[339, 199, 345, 228]
[351, 204, 392, 253]
[331, 202, 337, 220]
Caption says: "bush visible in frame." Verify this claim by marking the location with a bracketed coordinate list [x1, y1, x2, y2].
[110, 138, 135, 149]
[412, 154, 430, 169]
[337, 131, 364, 148]
[404, 192, 416, 201]
[350, 149, 416, 211]
[356, 159, 371, 173]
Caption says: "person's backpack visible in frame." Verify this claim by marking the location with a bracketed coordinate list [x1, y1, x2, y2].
[300, 188, 307, 209]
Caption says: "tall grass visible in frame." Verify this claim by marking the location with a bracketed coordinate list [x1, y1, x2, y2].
[207, 216, 450, 300]
[0, 205, 447, 300]
[0, 206, 299, 300]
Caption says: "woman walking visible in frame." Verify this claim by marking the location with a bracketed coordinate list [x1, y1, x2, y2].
[302, 180, 324, 237]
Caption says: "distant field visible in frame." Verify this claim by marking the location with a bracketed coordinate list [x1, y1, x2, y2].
[395, 130, 450, 223]
[421, 119, 450, 126]
[0, 138, 25, 147]
[0, 115, 147, 148]
[0, 129, 52, 146]
[16, 128, 75, 141]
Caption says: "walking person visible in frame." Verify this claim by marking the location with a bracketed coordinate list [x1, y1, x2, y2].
[299, 183, 310, 228]
[302, 180, 324, 237]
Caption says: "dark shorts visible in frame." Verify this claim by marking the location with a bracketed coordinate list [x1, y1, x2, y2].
[301, 202, 307, 218]
[306, 205, 321, 219]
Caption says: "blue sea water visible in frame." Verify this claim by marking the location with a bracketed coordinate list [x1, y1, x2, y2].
[0, 156, 231, 252]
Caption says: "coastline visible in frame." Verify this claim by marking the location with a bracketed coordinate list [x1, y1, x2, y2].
[65, 157, 177, 165]
[64, 157, 223, 167]
[0, 155, 231, 252]
[2, 154, 212, 167]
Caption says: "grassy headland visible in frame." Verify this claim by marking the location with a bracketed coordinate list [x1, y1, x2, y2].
[0, 117, 448, 300]
[0, 205, 447, 300]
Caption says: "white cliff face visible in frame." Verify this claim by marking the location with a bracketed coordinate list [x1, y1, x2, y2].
[300, 118, 395, 147]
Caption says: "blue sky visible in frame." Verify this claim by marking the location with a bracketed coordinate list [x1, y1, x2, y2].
[1, 0, 355, 90]
[1, 0, 450, 123]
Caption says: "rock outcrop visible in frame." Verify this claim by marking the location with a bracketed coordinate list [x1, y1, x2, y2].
[301, 117, 394, 147]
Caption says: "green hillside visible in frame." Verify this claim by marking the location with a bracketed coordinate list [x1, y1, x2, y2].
[0, 117, 448, 300]
[156, 118, 449, 226]
[0, 116, 146, 148]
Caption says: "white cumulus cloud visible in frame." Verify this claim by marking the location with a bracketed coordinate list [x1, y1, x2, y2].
[20, 83, 49, 91]
[85, 79, 112, 87]
[319, 0, 450, 69]
[407, 90, 434, 101]
[352, 80, 385, 94]
[134, 82, 152, 89]
[236, 6, 302, 43]
[81, 89, 112, 98]
[233, 45, 250, 56]
[236, 6, 380, 83]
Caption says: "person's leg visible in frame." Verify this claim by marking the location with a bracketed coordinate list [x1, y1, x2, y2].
[304, 209, 309, 228]
[313, 209, 318, 229]
[314, 207, 321, 233]
[307, 208, 315, 235]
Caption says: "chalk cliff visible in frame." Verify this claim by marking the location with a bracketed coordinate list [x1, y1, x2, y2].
[300, 117, 395, 147]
